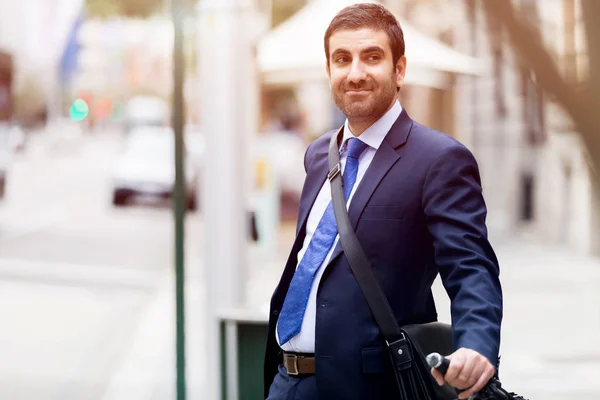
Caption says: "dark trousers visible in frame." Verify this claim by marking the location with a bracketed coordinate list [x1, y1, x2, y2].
[266, 364, 318, 400]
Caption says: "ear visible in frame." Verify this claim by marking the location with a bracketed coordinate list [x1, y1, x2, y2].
[395, 55, 407, 89]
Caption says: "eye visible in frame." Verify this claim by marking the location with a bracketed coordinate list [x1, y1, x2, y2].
[367, 54, 381, 61]
[335, 56, 350, 63]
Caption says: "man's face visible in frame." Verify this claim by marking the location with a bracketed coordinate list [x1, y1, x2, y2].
[326, 28, 406, 120]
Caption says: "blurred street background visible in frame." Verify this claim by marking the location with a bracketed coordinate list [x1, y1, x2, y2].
[1, 0, 600, 399]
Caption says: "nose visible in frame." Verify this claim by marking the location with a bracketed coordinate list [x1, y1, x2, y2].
[347, 60, 367, 85]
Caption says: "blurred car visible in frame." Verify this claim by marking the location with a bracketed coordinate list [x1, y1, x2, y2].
[111, 126, 198, 210]
[125, 95, 169, 132]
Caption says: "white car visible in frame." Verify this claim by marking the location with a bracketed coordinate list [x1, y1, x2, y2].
[111, 126, 198, 210]
[125, 95, 169, 132]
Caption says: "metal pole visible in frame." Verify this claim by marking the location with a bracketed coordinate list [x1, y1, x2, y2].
[172, 0, 186, 398]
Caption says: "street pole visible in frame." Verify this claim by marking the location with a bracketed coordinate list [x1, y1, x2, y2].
[172, 0, 187, 398]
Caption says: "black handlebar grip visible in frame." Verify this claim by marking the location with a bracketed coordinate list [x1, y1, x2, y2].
[426, 352, 451, 375]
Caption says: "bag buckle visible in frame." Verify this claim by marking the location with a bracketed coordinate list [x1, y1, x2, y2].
[386, 333, 413, 371]
[328, 163, 341, 181]
[385, 332, 406, 345]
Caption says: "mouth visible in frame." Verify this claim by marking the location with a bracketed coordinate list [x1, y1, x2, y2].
[345, 89, 372, 94]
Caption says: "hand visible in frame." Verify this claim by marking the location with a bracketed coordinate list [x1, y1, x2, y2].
[430, 348, 496, 399]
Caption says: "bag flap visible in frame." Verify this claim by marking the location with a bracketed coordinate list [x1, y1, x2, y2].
[402, 322, 453, 357]
[401, 322, 457, 400]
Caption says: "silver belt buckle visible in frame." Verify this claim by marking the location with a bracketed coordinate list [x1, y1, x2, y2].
[285, 354, 299, 376]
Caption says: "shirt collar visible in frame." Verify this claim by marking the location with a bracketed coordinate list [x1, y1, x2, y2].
[341, 100, 403, 154]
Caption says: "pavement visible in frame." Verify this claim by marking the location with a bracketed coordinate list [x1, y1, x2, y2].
[95, 226, 600, 400]
[1, 129, 599, 399]
[0, 128, 204, 400]
[485, 236, 600, 400]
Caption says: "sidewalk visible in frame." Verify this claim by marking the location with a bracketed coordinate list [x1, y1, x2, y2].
[99, 233, 288, 400]
[0, 260, 158, 400]
[487, 236, 600, 400]
[102, 226, 600, 400]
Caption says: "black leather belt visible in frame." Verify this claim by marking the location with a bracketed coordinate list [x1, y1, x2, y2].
[282, 351, 316, 376]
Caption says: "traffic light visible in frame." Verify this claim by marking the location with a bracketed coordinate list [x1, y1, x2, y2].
[70, 98, 89, 121]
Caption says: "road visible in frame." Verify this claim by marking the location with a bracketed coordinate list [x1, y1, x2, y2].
[0, 130, 205, 400]
[1, 129, 599, 400]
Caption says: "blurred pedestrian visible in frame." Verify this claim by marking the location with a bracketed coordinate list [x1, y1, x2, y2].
[264, 3, 502, 400]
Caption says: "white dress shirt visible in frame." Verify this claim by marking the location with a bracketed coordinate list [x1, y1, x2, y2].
[277, 100, 403, 353]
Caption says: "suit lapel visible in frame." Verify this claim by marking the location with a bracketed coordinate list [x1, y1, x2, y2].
[327, 109, 414, 264]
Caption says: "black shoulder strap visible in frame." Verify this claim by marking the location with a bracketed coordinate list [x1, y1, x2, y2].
[328, 129, 402, 341]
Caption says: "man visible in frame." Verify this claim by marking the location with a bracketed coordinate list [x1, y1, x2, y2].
[264, 3, 502, 399]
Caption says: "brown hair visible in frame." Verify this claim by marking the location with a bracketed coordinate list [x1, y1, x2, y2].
[324, 3, 405, 66]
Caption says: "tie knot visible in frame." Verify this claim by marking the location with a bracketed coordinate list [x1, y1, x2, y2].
[346, 138, 368, 160]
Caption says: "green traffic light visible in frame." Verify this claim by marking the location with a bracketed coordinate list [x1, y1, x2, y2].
[70, 98, 89, 121]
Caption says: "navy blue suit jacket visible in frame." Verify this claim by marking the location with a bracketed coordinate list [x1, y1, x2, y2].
[264, 110, 503, 399]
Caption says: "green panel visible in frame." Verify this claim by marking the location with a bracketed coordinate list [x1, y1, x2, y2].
[238, 323, 269, 400]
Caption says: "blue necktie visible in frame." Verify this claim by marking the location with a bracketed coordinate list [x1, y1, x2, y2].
[277, 137, 369, 345]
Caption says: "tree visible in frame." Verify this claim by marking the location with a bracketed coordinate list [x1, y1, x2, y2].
[479, 0, 600, 173]
[85, 0, 197, 18]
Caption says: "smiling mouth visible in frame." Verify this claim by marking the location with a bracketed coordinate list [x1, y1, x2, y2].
[345, 89, 371, 94]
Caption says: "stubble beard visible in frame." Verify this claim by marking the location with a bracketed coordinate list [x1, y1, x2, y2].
[332, 76, 397, 121]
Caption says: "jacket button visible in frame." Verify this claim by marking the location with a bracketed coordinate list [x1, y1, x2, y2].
[273, 310, 279, 316]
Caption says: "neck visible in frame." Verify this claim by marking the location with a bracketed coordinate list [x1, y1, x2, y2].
[347, 100, 396, 136]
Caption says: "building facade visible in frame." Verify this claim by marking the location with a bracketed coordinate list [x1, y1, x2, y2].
[448, 0, 597, 253]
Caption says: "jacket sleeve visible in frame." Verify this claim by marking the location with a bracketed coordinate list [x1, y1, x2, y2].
[421, 143, 503, 369]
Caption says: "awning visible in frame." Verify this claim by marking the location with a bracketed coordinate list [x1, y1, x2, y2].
[257, 0, 484, 88]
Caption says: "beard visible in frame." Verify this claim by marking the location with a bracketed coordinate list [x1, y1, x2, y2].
[332, 75, 397, 120]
